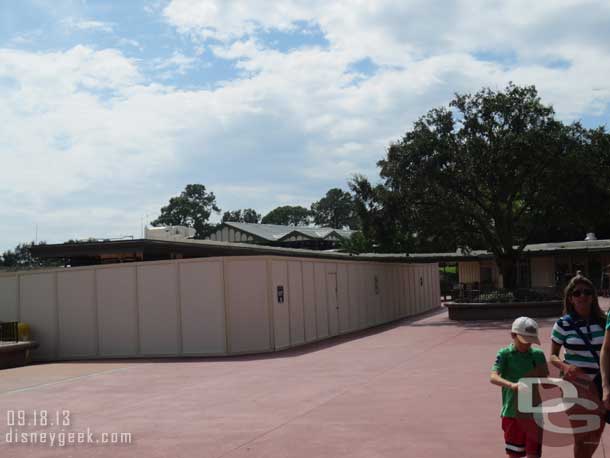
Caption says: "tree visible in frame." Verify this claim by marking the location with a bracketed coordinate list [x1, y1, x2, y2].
[352, 83, 610, 288]
[310, 188, 359, 229]
[338, 231, 373, 254]
[1, 242, 62, 270]
[222, 208, 261, 224]
[151, 184, 220, 239]
[261, 206, 311, 226]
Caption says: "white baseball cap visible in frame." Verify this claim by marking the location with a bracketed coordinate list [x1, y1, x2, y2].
[511, 316, 540, 345]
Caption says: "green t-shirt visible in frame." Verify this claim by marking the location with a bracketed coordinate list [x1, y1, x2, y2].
[491, 344, 548, 418]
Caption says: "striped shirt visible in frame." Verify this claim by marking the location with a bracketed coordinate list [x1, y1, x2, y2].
[551, 314, 604, 377]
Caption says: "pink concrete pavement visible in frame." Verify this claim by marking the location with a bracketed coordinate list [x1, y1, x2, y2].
[2, 305, 610, 457]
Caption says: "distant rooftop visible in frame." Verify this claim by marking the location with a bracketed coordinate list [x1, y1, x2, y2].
[407, 238, 610, 262]
[218, 222, 357, 242]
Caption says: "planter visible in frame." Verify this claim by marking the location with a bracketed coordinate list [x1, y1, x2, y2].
[446, 300, 563, 321]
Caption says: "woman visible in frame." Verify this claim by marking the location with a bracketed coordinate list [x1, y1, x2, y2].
[550, 272, 607, 458]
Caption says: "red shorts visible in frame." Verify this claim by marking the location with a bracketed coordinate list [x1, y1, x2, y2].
[502, 417, 543, 457]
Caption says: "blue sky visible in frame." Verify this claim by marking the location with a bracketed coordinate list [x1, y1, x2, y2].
[1, 0, 610, 252]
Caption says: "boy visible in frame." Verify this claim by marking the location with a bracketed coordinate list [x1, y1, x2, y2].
[490, 316, 549, 458]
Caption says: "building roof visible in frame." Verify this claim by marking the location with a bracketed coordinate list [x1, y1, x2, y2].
[406, 239, 610, 262]
[30, 238, 415, 263]
[30, 234, 610, 266]
[219, 222, 357, 242]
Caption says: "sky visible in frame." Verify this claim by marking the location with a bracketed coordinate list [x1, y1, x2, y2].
[2, 0, 610, 252]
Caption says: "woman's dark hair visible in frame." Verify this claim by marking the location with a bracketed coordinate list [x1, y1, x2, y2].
[563, 271, 606, 326]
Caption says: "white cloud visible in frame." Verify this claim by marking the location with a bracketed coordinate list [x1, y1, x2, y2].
[117, 38, 143, 50]
[152, 51, 198, 78]
[3, 1, 610, 251]
[61, 17, 115, 33]
[163, 0, 610, 123]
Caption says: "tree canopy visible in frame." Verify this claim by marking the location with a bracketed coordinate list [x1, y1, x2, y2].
[310, 188, 359, 229]
[151, 184, 220, 239]
[1, 242, 62, 270]
[352, 83, 610, 288]
[261, 205, 311, 226]
[222, 208, 261, 224]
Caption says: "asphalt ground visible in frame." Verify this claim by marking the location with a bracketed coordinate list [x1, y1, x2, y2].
[2, 302, 610, 457]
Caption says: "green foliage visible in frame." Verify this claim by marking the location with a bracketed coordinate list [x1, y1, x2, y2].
[151, 184, 220, 239]
[351, 83, 610, 287]
[222, 208, 261, 224]
[338, 231, 372, 254]
[310, 188, 359, 229]
[1, 242, 62, 270]
[261, 205, 311, 226]
[64, 238, 100, 244]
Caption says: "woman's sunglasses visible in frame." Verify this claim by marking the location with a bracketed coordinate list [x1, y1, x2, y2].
[572, 288, 594, 298]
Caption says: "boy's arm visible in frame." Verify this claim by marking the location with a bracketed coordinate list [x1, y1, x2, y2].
[490, 371, 518, 391]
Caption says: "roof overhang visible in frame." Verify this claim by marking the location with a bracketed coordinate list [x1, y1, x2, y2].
[30, 239, 417, 263]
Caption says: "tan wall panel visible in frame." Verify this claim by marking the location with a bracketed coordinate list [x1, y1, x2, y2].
[314, 263, 329, 338]
[179, 261, 226, 355]
[288, 261, 305, 346]
[382, 267, 392, 321]
[347, 264, 360, 331]
[360, 266, 369, 325]
[97, 267, 138, 357]
[302, 262, 317, 342]
[326, 264, 339, 337]
[408, 266, 417, 315]
[385, 267, 393, 320]
[426, 264, 433, 310]
[138, 264, 179, 355]
[368, 266, 381, 325]
[422, 265, 431, 311]
[337, 264, 350, 332]
[352, 265, 363, 329]
[433, 263, 441, 309]
[417, 265, 425, 313]
[394, 267, 401, 319]
[531, 257, 555, 288]
[271, 260, 290, 350]
[57, 270, 97, 358]
[399, 267, 407, 317]
[20, 273, 57, 360]
[359, 265, 368, 328]
[0, 275, 18, 322]
[225, 259, 271, 353]
[375, 267, 383, 323]
[376, 266, 386, 323]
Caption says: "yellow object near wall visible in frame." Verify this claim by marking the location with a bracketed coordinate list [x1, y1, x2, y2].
[18, 322, 31, 341]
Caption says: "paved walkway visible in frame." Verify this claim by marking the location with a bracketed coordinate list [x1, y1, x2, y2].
[1, 306, 610, 457]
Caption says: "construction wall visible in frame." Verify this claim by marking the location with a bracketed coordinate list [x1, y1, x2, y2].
[0, 256, 440, 361]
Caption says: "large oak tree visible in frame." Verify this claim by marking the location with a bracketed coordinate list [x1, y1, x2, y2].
[352, 83, 610, 288]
